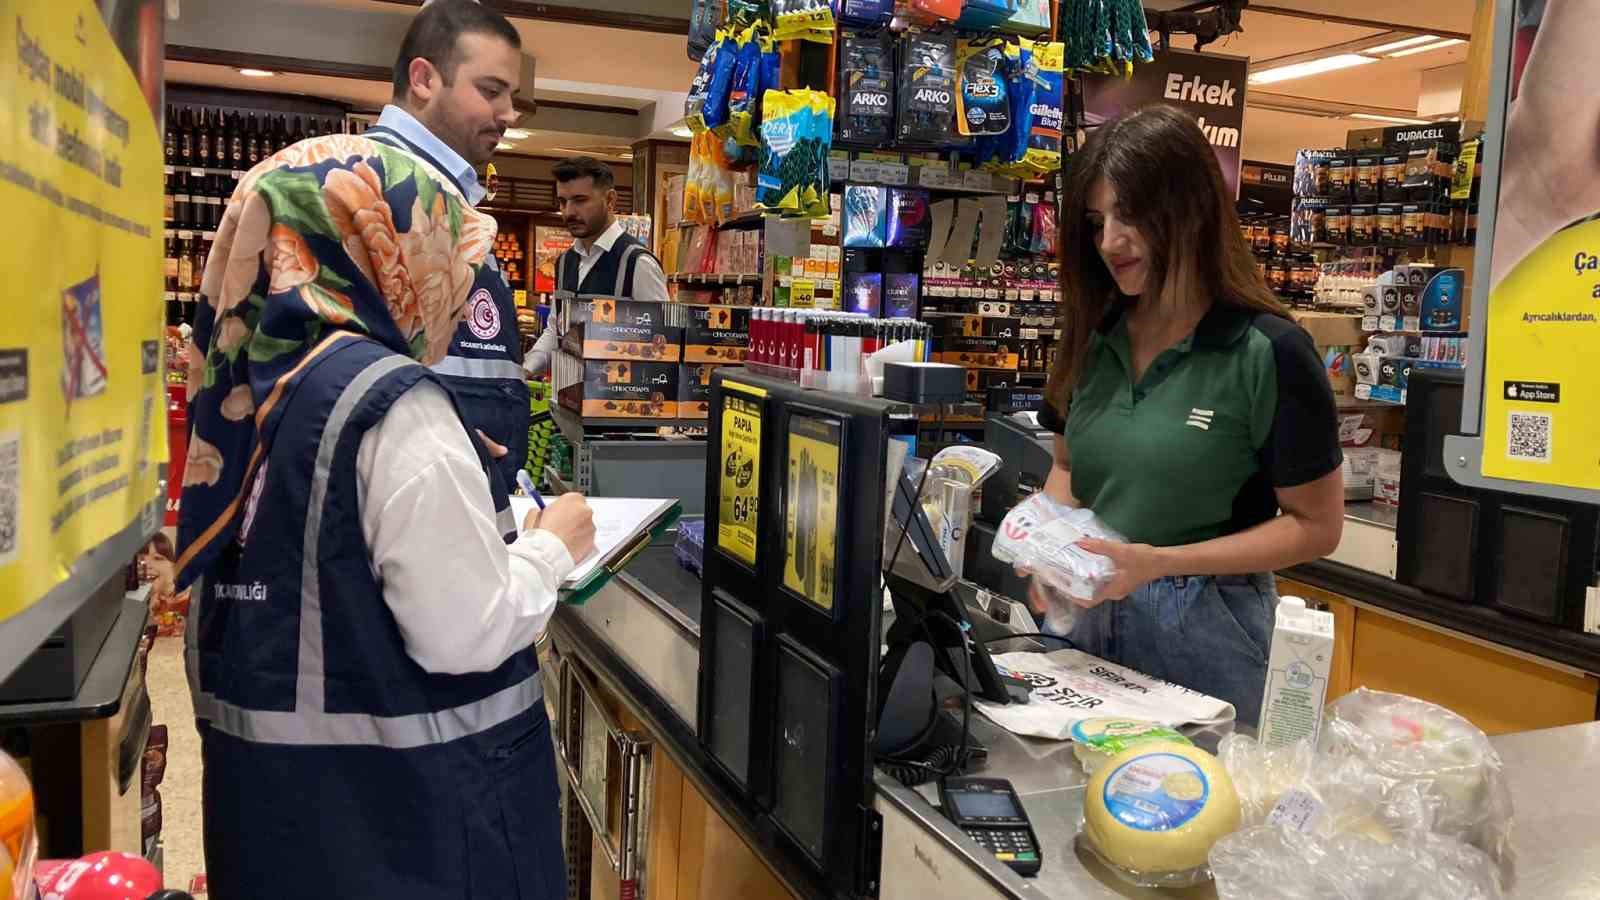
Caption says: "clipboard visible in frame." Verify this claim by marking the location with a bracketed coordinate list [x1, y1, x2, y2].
[509, 495, 682, 606]
[560, 503, 681, 605]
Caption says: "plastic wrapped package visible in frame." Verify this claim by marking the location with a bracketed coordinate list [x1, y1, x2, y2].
[1211, 824, 1504, 900]
[1071, 717, 1193, 775]
[990, 492, 1124, 630]
[772, 0, 835, 42]
[1319, 689, 1516, 880]
[919, 447, 1001, 581]
[757, 89, 835, 218]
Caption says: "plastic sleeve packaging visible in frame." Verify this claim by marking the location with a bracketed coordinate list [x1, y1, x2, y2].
[1210, 688, 1516, 898]
[990, 492, 1125, 621]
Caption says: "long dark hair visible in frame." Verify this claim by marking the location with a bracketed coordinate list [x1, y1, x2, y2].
[1046, 105, 1287, 413]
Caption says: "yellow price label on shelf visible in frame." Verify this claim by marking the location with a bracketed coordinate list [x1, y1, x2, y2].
[717, 381, 765, 568]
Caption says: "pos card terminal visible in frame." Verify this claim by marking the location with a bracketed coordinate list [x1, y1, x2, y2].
[937, 776, 1042, 876]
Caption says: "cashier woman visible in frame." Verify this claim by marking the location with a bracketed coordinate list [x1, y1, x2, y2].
[1033, 105, 1344, 727]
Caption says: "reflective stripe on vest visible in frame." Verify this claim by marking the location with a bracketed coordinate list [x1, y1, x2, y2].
[430, 356, 527, 381]
[190, 353, 543, 748]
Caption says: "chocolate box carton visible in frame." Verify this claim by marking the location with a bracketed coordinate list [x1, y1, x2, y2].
[683, 305, 750, 364]
[678, 363, 735, 419]
[562, 299, 684, 362]
[558, 359, 680, 418]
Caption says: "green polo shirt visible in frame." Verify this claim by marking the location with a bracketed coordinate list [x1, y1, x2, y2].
[1041, 303, 1342, 548]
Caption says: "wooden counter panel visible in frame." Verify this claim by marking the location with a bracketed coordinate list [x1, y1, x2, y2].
[1350, 611, 1598, 736]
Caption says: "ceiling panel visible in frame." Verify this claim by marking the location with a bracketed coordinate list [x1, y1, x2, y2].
[1159, 9, 1380, 61]
[1247, 0, 1476, 35]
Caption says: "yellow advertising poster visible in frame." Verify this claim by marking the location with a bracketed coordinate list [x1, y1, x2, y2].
[783, 414, 840, 613]
[1481, 221, 1600, 490]
[0, 2, 165, 620]
[717, 381, 765, 567]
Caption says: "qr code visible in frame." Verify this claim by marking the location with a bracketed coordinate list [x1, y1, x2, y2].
[1508, 411, 1552, 462]
[0, 433, 17, 566]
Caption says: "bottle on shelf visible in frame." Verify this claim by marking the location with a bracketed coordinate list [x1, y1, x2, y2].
[197, 107, 212, 168]
[164, 231, 178, 294]
[164, 105, 177, 164]
[176, 232, 195, 294]
[272, 114, 289, 153]
[172, 170, 192, 229]
[245, 112, 260, 165]
[228, 111, 244, 168]
[163, 169, 175, 223]
[179, 106, 194, 166]
[291, 115, 306, 146]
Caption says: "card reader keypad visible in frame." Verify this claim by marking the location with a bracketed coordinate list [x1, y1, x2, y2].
[964, 826, 1039, 867]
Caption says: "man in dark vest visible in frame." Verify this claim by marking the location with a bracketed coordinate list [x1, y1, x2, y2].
[525, 156, 668, 375]
[177, 4, 592, 897]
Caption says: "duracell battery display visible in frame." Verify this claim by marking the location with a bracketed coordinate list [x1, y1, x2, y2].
[1349, 204, 1376, 245]
[1325, 205, 1349, 244]
[1326, 156, 1353, 201]
[1377, 203, 1403, 244]
[1353, 153, 1383, 204]
[1381, 153, 1407, 202]
[1290, 197, 1327, 245]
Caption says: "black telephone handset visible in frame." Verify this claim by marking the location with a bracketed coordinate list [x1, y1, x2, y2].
[937, 776, 1042, 877]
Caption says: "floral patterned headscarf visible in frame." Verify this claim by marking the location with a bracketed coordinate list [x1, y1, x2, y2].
[174, 134, 495, 588]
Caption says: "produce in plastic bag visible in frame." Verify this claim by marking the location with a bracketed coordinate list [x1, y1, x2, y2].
[1211, 822, 1504, 900]
[1079, 741, 1242, 888]
[991, 492, 1125, 619]
[1319, 689, 1516, 880]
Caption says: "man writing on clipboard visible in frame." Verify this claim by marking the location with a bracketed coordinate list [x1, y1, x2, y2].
[525, 155, 669, 375]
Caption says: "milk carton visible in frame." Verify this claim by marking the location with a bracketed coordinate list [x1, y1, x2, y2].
[1259, 596, 1335, 748]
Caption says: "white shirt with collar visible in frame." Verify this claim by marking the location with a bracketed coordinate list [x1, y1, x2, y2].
[525, 219, 669, 375]
[334, 108, 569, 674]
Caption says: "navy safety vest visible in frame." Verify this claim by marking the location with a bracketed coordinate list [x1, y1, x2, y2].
[550, 228, 664, 341]
[365, 124, 532, 509]
[186, 336, 563, 900]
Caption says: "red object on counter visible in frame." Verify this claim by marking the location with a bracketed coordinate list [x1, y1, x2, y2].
[166, 384, 187, 526]
[33, 852, 163, 899]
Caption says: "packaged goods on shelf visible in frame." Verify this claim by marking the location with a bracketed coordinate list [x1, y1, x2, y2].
[757, 89, 835, 218]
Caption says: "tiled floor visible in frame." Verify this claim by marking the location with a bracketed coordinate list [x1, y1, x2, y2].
[146, 637, 206, 890]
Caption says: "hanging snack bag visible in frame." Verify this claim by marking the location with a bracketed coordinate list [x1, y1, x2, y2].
[837, 30, 897, 148]
[772, 0, 836, 43]
[898, 31, 958, 146]
[1024, 40, 1065, 174]
[701, 26, 745, 135]
[685, 29, 736, 133]
[758, 89, 836, 218]
[725, 25, 771, 146]
[956, 38, 1012, 137]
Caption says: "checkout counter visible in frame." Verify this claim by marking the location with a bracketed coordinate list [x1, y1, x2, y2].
[544, 370, 1600, 899]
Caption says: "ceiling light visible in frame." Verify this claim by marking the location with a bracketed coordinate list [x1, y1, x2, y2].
[503, 128, 532, 140]
[495, 142, 512, 150]
[669, 124, 693, 138]
[1385, 38, 1466, 58]
[1348, 113, 1431, 125]
[237, 68, 276, 78]
[1248, 54, 1377, 86]
[1359, 34, 1440, 56]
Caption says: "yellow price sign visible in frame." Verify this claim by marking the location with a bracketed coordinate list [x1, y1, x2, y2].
[0, 2, 165, 621]
[783, 413, 841, 612]
[717, 381, 765, 567]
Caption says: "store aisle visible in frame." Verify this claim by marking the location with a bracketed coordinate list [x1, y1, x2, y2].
[146, 637, 206, 892]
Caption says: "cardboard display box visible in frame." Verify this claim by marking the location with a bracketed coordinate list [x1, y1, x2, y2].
[684, 305, 751, 364]
[558, 360, 680, 418]
[678, 362, 737, 419]
[1292, 310, 1364, 348]
[562, 299, 684, 362]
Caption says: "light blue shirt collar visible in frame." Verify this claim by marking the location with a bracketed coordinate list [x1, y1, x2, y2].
[376, 104, 486, 206]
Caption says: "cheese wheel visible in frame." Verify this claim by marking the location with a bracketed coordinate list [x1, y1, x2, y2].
[1083, 741, 1241, 874]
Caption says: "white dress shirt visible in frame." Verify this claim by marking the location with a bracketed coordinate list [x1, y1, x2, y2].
[524, 219, 669, 375]
[374, 104, 486, 205]
[356, 379, 573, 674]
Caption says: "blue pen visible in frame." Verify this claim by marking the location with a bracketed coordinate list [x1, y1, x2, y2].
[515, 469, 546, 509]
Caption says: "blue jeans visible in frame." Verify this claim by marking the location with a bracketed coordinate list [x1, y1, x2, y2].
[1054, 573, 1276, 728]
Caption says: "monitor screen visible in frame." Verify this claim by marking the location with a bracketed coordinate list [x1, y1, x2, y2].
[951, 789, 1020, 821]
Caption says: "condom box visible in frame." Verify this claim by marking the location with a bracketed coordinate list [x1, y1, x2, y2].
[563, 299, 684, 362]
[683, 305, 750, 363]
[1418, 267, 1467, 332]
[559, 360, 681, 418]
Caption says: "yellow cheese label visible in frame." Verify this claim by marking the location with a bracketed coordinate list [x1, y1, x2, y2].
[1482, 219, 1600, 490]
